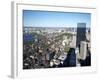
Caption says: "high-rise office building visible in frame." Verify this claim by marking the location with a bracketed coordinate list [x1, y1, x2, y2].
[80, 41, 87, 60]
[76, 23, 86, 47]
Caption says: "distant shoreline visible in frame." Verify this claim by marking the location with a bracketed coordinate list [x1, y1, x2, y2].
[24, 26, 90, 29]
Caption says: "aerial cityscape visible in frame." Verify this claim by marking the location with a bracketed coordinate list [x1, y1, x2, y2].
[23, 10, 91, 69]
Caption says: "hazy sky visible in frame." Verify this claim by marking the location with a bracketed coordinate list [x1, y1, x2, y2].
[23, 10, 91, 27]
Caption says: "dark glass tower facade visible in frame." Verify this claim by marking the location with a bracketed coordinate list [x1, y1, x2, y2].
[76, 23, 86, 47]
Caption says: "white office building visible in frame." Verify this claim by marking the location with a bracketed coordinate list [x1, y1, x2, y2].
[80, 41, 87, 60]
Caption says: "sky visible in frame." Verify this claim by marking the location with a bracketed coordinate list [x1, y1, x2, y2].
[23, 10, 91, 28]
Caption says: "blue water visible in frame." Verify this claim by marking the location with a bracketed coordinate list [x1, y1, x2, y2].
[23, 34, 33, 42]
